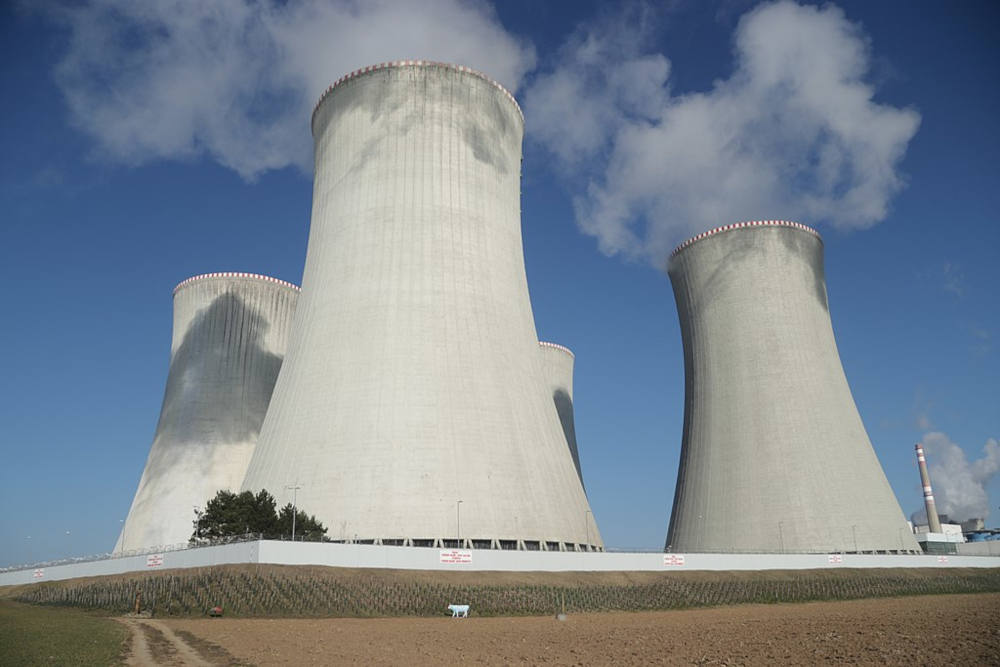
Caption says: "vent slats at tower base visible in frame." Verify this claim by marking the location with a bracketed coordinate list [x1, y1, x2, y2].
[665, 222, 919, 554]
[242, 63, 600, 550]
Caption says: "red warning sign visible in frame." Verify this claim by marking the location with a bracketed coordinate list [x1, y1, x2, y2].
[439, 549, 472, 564]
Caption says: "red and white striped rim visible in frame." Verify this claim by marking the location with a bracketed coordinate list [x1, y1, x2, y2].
[173, 272, 301, 295]
[538, 341, 575, 358]
[670, 220, 821, 258]
[311, 61, 523, 128]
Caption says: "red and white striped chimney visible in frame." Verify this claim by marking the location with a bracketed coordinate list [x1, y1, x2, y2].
[915, 443, 942, 533]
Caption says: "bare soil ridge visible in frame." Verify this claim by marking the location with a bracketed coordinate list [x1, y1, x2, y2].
[8, 564, 1000, 619]
[161, 593, 1000, 666]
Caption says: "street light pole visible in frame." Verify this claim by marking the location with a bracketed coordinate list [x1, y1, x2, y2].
[285, 483, 302, 541]
[193, 505, 202, 543]
[585, 510, 592, 552]
[852, 524, 858, 553]
[457, 500, 463, 548]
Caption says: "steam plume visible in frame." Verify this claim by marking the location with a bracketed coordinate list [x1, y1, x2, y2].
[523, 0, 921, 264]
[913, 432, 1000, 523]
[38, 0, 535, 180]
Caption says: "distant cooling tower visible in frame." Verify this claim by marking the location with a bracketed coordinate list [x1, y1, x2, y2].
[538, 341, 584, 488]
[116, 273, 299, 552]
[242, 61, 601, 551]
[665, 221, 920, 554]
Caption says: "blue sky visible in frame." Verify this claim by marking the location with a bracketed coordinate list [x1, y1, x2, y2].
[1, 1, 997, 566]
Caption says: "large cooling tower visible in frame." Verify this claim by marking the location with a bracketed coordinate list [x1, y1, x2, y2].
[538, 341, 584, 488]
[116, 273, 299, 552]
[665, 221, 920, 554]
[242, 61, 601, 551]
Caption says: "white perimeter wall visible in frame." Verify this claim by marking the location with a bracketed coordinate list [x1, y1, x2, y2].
[3, 541, 998, 587]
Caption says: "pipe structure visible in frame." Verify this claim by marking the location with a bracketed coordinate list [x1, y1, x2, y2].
[116, 273, 299, 551]
[915, 443, 943, 533]
[242, 62, 601, 551]
[665, 221, 920, 554]
[537, 341, 584, 488]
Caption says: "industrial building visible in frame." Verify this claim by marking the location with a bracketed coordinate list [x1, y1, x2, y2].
[116, 273, 299, 552]
[240, 62, 601, 551]
[910, 443, 1000, 554]
[664, 221, 921, 554]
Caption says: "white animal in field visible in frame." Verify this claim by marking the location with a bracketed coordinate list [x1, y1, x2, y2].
[448, 604, 470, 618]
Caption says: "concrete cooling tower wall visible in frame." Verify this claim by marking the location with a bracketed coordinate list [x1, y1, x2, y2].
[242, 62, 601, 551]
[665, 221, 920, 554]
[538, 341, 584, 489]
[116, 273, 299, 552]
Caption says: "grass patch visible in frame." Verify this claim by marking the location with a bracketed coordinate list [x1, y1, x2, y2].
[0, 600, 128, 666]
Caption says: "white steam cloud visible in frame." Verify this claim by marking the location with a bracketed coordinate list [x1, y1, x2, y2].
[42, 0, 535, 180]
[523, 0, 921, 264]
[915, 432, 1000, 523]
[42, 0, 919, 259]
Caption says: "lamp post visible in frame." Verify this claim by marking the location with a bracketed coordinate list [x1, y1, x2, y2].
[285, 483, 302, 541]
[456, 500, 463, 548]
[852, 524, 859, 553]
[193, 505, 201, 543]
[778, 521, 784, 554]
[585, 510, 592, 552]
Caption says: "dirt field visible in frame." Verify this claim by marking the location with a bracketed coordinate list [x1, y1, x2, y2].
[154, 593, 1000, 666]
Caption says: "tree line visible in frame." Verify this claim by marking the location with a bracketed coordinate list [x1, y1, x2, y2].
[190, 489, 327, 544]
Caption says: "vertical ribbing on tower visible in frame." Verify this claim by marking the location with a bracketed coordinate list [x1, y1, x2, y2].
[116, 274, 299, 552]
[665, 221, 919, 554]
[241, 62, 600, 549]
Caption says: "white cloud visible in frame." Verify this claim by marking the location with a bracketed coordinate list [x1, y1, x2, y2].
[41, 0, 535, 180]
[522, 7, 669, 168]
[919, 432, 1000, 522]
[523, 0, 921, 264]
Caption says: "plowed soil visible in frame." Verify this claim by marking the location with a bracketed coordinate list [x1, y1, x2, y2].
[162, 592, 1000, 666]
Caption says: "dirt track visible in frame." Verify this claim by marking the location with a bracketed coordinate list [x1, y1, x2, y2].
[118, 617, 216, 666]
[155, 593, 1000, 666]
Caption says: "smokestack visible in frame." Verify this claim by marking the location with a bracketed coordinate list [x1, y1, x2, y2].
[915, 443, 943, 533]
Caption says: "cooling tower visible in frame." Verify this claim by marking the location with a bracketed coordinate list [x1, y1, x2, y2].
[242, 61, 601, 551]
[665, 221, 920, 554]
[538, 341, 584, 488]
[116, 273, 299, 552]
